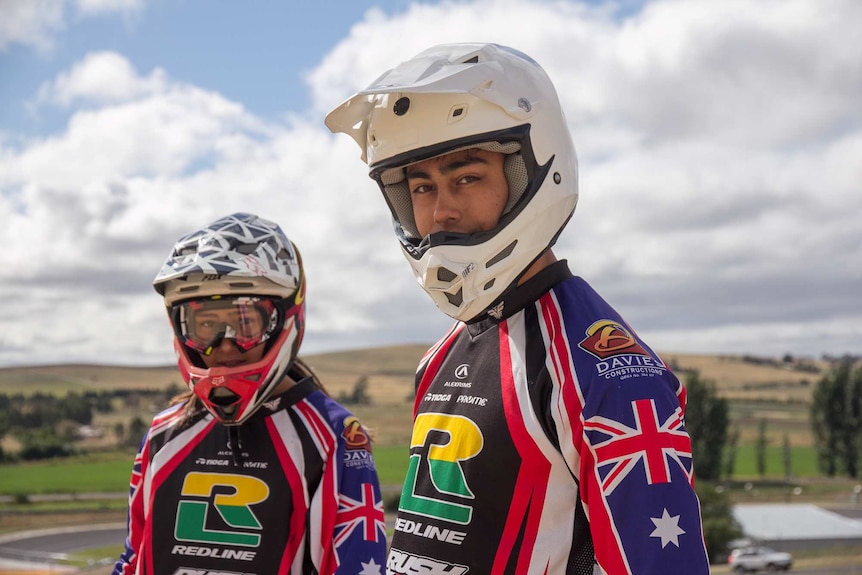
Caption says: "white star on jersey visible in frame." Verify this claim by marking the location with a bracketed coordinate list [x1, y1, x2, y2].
[649, 508, 685, 548]
[359, 557, 382, 575]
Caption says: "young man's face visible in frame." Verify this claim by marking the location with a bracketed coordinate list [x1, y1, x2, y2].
[405, 148, 509, 238]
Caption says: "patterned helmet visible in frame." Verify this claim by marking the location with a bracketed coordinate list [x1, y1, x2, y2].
[325, 43, 578, 321]
[153, 213, 305, 425]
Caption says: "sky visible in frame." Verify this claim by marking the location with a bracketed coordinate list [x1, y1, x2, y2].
[0, 0, 860, 368]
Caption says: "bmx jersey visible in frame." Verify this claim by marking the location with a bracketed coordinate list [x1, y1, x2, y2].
[114, 377, 387, 575]
[387, 261, 710, 575]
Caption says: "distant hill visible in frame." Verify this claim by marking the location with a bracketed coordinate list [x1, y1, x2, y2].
[0, 345, 829, 404]
[661, 353, 828, 403]
[0, 346, 835, 450]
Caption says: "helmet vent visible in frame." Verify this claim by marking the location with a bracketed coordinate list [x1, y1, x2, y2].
[209, 387, 240, 407]
[394, 97, 410, 116]
[437, 267, 458, 282]
[226, 281, 255, 289]
[236, 243, 257, 255]
[487, 240, 518, 268]
[484, 278, 496, 291]
[444, 288, 463, 307]
[462, 56, 479, 64]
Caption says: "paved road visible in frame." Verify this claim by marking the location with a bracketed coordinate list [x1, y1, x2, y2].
[2, 518, 860, 574]
[0, 523, 125, 573]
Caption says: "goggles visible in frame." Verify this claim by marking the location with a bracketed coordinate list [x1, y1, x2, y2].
[173, 296, 278, 356]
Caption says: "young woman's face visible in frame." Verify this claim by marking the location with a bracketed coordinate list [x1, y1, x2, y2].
[193, 307, 267, 368]
[406, 148, 509, 239]
[182, 300, 271, 368]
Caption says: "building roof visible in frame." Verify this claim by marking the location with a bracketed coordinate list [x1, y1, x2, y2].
[733, 504, 862, 541]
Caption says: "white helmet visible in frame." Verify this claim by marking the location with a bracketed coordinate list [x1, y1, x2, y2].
[153, 213, 306, 425]
[325, 43, 578, 321]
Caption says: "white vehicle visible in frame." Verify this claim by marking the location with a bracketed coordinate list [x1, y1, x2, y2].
[728, 546, 793, 572]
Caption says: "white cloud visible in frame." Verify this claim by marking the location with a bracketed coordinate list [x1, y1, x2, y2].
[76, 0, 143, 16]
[36, 51, 166, 106]
[0, 0, 65, 51]
[0, 0, 142, 51]
[312, 0, 862, 359]
[1, 0, 861, 366]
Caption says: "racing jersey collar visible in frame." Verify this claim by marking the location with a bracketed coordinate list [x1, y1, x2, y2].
[247, 374, 319, 420]
[466, 259, 573, 337]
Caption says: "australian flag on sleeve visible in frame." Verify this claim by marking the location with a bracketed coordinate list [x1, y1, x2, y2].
[583, 379, 710, 572]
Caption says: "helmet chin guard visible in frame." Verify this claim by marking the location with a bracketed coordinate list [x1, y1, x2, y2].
[326, 43, 578, 321]
[175, 317, 301, 425]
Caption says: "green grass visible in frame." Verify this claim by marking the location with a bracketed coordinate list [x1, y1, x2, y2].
[0, 444, 831, 498]
[371, 444, 408, 485]
[0, 457, 134, 495]
[0, 446, 410, 496]
[730, 445, 820, 477]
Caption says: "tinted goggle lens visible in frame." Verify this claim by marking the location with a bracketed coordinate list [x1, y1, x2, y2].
[176, 296, 277, 355]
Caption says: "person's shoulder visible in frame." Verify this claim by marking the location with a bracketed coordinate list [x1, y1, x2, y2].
[151, 400, 189, 426]
[304, 389, 362, 426]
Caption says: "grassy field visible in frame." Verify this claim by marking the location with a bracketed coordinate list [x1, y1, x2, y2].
[0, 456, 134, 495]
[0, 345, 838, 493]
[731, 444, 819, 476]
[0, 347, 855, 573]
[0, 445, 410, 496]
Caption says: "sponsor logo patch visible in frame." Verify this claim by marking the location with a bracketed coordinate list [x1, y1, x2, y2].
[387, 547, 469, 575]
[174, 472, 267, 548]
[343, 416, 376, 470]
[342, 416, 372, 452]
[173, 567, 254, 575]
[578, 319, 650, 359]
[579, 319, 668, 381]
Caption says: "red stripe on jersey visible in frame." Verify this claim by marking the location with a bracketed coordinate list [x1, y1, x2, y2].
[267, 415, 310, 573]
[539, 293, 631, 575]
[297, 400, 328, 448]
[492, 319, 552, 575]
[150, 419, 217, 491]
[677, 382, 688, 418]
[414, 323, 464, 419]
[419, 322, 461, 366]
[538, 292, 582, 424]
[295, 400, 340, 574]
[319, 447, 340, 574]
[145, 418, 217, 574]
[129, 440, 149, 575]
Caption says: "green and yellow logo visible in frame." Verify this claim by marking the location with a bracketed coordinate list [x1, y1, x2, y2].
[175, 472, 269, 547]
[399, 413, 482, 525]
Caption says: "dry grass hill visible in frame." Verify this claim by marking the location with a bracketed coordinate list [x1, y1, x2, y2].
[0, 345, 828, 397]
[0, 345, 831, 447]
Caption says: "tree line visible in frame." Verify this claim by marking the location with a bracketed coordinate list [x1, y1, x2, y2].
[0, 386, 181, 462]
[2, 361, 860, 563]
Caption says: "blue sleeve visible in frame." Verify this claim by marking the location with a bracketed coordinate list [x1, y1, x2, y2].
[329, 407, 388, 575]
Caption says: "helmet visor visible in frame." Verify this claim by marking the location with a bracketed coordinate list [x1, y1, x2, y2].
[173, 296, 278, 355]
